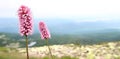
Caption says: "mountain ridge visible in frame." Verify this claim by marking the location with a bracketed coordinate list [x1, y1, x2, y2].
[0, 18, 120, 34]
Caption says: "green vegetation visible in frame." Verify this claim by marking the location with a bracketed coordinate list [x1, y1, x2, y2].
[0, 47, 9, 52]
[0, 33, 120, 59]
[0, 32, 120, 48]
[0, 51, 78, 59]
[0, 41, 120, 59]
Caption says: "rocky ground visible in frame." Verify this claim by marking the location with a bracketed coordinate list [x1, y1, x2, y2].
[18, 41, 120, 59]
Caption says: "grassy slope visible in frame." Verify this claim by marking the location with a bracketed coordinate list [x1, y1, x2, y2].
[0, 41, 120, 59]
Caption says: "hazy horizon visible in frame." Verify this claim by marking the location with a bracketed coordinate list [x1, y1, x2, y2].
[0, 0, 120, 34]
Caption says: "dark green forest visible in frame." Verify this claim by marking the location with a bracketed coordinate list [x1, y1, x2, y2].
[0, 30, 120, 48]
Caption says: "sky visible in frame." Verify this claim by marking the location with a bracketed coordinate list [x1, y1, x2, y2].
[0, 0, 120, 22]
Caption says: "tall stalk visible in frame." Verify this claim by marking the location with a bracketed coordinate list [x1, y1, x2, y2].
[25, 35, 29, 59]
[46, 39, 53, 59]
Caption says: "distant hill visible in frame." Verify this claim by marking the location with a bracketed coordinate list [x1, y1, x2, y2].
[0, 18, 120, 34]
[0, 29, 120, 47]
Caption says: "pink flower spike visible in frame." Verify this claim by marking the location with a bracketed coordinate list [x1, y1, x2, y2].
[39, 21, 51, 40]
[18, 5, 33, 36]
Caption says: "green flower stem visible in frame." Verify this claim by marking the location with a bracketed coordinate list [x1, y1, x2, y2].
[45, 39, 54, 59]
[25, 35, 29, 59]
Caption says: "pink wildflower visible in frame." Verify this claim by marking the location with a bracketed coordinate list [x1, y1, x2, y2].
[18, 5, 33, 36]
[39, 21, 51, 39]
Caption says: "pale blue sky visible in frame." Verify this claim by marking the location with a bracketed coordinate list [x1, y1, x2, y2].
[0, 0, 120, 22]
